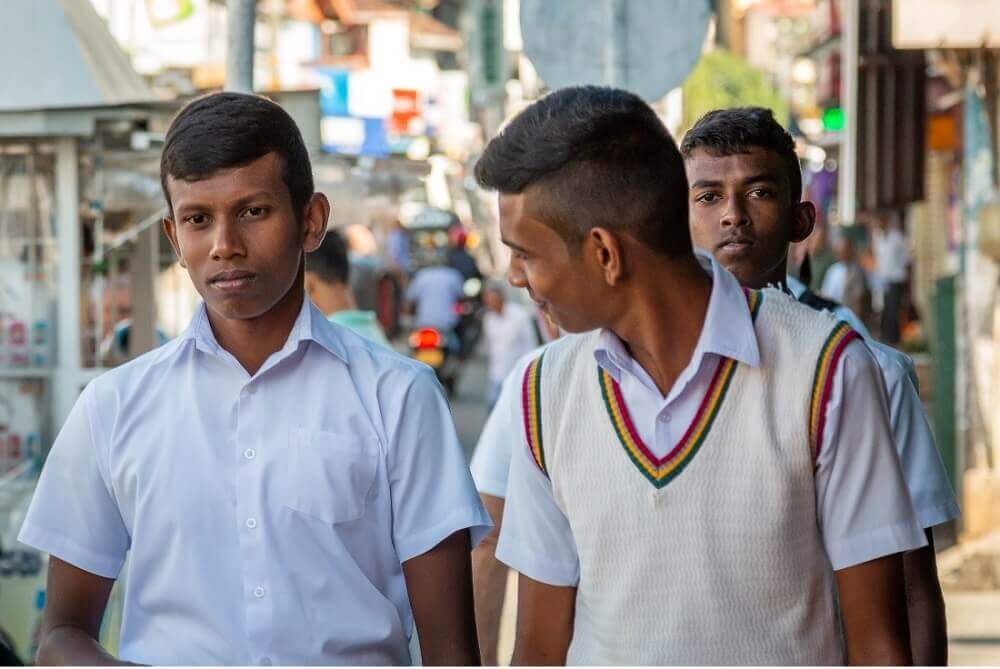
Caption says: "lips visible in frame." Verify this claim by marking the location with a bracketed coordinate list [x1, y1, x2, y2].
[208, 269, 258, 291]
[718, 237, 754, 252]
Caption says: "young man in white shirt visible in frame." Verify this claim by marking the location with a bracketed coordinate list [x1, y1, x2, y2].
[476, 86, 924, 665]
[19, 92, 490, 666]
[683, 105, 958, 665]
[481, 283, 538, 408]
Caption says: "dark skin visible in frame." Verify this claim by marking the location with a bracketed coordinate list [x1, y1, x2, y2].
[37, 152, 481, 666]
[686, 146, 945, 665]
[499, 184, 913, 666]
[471, 494, 507, 665]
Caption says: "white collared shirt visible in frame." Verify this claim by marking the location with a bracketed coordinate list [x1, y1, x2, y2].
[491, 253, 926, 585]
[19, 298, 490, 666]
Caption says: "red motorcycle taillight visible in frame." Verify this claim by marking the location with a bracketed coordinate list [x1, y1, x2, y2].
[409, 328, 442, 349]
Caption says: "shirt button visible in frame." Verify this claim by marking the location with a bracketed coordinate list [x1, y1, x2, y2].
[246, 518, 258, 529]
[660, 413, 672, 423]
[244, 385, 257, 396]
[253, 586, 265, 598]
[260, 658, 272, 666]
[244, 448, 256, 460]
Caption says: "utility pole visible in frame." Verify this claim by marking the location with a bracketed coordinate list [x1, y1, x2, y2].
[226, 0, 256, 93]
[838, 0, 859, 226]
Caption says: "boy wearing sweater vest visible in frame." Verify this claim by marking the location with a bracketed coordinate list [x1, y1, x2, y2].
[476, 87, 926, 665]
[684, 106, 959, 665]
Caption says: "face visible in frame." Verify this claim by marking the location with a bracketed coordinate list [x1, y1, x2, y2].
[686, 147, 814, 288]
[163, 152, 327, 323]
[498, 192, 612, 333]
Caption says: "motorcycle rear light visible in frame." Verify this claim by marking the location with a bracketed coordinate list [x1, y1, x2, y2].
[409, 328, 442, 349]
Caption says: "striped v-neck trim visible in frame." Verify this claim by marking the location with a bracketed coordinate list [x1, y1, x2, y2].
[598, 289, 761, 489]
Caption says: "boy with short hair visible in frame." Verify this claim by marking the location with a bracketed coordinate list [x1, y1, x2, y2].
[19, 92, 489, 666]
[683, 105, 959, 665]
[305, 227, 390, 346]
[478, 86, 924, 665]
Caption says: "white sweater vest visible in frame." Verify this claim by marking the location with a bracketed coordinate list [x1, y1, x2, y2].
[526, 288, 857, 666]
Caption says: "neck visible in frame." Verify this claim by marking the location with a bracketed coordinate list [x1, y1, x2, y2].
[313, 283, 357, 316]
[610, 253, 712, 397]
[206, 279, 305, 377]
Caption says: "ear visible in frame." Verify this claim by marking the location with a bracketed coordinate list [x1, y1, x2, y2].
[301, 192, 331, 253]
[588, 227, 626, 286]
[162, 215, 186, 268]
[790, 201, 816, 244]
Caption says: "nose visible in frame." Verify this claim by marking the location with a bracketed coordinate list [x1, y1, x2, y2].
[507, 257, 528, 289]
[210, 218, 247, 261]
[720, 196, 750, 229]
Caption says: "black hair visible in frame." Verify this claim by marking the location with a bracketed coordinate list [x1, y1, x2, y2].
[160, 92, 314, 218]
[306, 228, 350, 285]
[474, 86, 691, 257]
[680, 107, 802, 205]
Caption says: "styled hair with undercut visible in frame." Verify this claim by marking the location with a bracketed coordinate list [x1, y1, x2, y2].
[680, 107, 802, 205]
[160, 92, 314, 219]
[474, 86, 691, 258]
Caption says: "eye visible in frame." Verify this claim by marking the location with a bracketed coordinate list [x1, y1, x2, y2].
[184, 213, 209, 226]
[695, 192, 721, 204]
[512, 250, 529, 261]
[748, 188, 773, 199]
[241, 206, 268, 219]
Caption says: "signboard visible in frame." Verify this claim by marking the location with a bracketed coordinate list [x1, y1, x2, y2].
[520, 0, 711, 101]
[893, 0, 1000, 49]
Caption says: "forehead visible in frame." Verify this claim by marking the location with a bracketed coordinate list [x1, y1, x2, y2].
[684, 146, 789, 187]
[166, 152, 286, 206]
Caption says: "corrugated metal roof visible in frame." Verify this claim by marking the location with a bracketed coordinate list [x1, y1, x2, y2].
[0, 0, 154, 113]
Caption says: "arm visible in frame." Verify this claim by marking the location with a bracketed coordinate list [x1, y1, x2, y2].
[403, 530, 480, 666]
[36, 558, 136, 666]
[904, 530, 948, 665]
[472, 494, 507, 665]
[815, 340, 928, 665]
[835, 553, 912, 665]
[510, 575, 576, 666]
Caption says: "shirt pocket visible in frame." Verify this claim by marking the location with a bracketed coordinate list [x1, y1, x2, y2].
[282, 428, 378, 525]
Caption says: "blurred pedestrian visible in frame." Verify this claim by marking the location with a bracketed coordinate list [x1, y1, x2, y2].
[447, 227, 481, 281]
[821, 235, 873, 325]
[405, 262, 465, 333]
[475, 87, 921, 665]
[481, 282, 538, 407]
[873, 214, 910, 344]
[18, 92, 488, 666]
[305, 227, 390, 346]
[684, 105, 957, 665]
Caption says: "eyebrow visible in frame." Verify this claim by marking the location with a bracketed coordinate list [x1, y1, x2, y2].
[500, 236, 530, 254]
[689, 174, 781, 190]
[173, 191, 276, 216]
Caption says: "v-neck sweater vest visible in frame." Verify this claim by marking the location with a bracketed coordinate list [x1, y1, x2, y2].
[524, 288, 856, 665]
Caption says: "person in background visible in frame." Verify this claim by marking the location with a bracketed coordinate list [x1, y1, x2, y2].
[821, 235, 873, 324]
[387, 218, 411, 277]
[478, 86, 921, 665]
[305, 227, 390, 346]
[481, 282, 538, 408]
[18, 92, 488, 666]
[684, 105, 958, 665]
[447, 227, 482, 281]
[406, 262, 466, 334]
[873, 214, 911, 344]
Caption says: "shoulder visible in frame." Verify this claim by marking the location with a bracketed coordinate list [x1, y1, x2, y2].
[88, 338, 188, 403]
[860, 339, 915, 392]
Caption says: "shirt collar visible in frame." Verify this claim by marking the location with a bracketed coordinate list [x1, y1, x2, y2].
[164, 297, 349, 365]
[594, 250, 761, 379]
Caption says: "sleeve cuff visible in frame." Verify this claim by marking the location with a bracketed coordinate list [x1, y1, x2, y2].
[17, 522, 125, 579]
[914, 498, 961, 530]
[471, 469, 508, 499]
[395, 504, 493, 563]
[495, 540, 579, 587]
[828, 519, 928, 571]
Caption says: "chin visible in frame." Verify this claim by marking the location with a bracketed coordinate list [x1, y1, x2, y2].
[203, 295, 274, 322]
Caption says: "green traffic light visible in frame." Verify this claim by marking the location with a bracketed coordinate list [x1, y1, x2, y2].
[823, 107, 845, 132]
